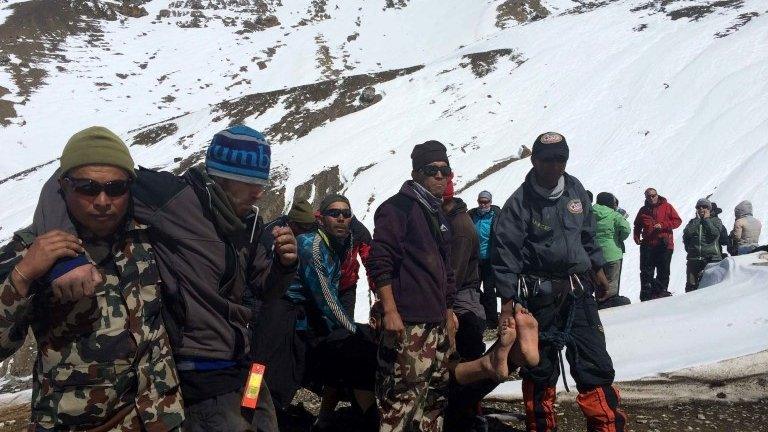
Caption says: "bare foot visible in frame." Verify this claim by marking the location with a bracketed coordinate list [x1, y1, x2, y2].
[510, 309, 540, 367]
[486, 317, 516, 381]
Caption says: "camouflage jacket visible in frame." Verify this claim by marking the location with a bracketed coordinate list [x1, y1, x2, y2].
[0, 221, 184, 431]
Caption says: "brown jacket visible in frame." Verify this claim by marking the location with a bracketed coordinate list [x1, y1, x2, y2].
[31, 167, 295, 361]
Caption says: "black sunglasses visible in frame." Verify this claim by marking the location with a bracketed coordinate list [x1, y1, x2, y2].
[419, 165, 452, 177]
[540, 156, 568, 163]
[64, 177, 131, 197]
[323, 208, 352, 219]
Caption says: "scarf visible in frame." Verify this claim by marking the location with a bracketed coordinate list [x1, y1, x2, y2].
[188, 164, 246, 236]
[407, 180, 443, 214]
[531, 174, 565, 201]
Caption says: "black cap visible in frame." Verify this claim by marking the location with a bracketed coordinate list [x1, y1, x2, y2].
[411, 140, 449, 170]
[532, 132, 569, 161]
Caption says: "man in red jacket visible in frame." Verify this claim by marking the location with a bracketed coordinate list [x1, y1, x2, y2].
[339, 216, 373, 318]
[633, 188, 682, 301]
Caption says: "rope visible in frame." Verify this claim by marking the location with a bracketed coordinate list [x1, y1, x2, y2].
[534, 274, 583, 392]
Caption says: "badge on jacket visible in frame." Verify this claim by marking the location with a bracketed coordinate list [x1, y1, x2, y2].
[567, 199, 583, 214]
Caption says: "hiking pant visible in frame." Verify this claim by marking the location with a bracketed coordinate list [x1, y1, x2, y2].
[602, 259, 622, 299]
[639, 244, 673, 301]
[182, 385, 278, 432]
[685, 259, 716, 292]
[520, 276, 626, 432]
[340, 285, 357, 319]
[479, 259, 498, 326]
[376, 322, 451, 432]
[445, 311, 489, 432]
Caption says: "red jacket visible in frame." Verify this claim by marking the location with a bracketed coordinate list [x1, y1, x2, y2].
[340, 218, 373, 292]
[633, 197, 682, 249]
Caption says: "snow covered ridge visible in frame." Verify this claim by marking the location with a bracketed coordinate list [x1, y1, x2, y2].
[0, 0, 767, 298]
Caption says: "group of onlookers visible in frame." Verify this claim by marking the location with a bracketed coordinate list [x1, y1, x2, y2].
[0, 123, 762, 432]
[468, 185, 763, 318]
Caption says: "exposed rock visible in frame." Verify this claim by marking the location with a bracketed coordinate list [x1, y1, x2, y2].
[359, 86, 377, 104]
[456, 153, 524, 193]
[714, 11, 759, 38]
[461, 49, 526, 78]
[496, 0, 549, 28]
[0, 334, 36, 382]
[292, 166, 343, 210]
[131, 122, 179, 146]
[212, 65, 423, 143]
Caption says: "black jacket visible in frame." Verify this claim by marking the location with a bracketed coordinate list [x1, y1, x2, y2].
[491, 170, 604, 302]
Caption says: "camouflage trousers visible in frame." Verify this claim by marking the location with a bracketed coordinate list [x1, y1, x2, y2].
[376, 322, 452, 432]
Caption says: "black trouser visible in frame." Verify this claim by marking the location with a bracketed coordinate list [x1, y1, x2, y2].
[639, 244, 673, 301]
[183, 385, 278, 432]
[250, 298, 302, 411]
[478, 259, 498, 326]
[445, 311, 493, 432]
[455, 311, 487, 360]
[685, 259, 716, 292]
[340, 285, 357, 319]
[520, 275, 624, 431]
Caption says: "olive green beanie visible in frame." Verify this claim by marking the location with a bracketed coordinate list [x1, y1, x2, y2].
[287, 199, 316, 224]
[59, 126, 135, 178]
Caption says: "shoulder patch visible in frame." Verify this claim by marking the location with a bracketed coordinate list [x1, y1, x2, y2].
[567, 199, 583, 214]
[540, 132, 564, 144]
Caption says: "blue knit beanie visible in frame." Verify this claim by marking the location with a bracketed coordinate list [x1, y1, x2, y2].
[206, 125, 271, 185]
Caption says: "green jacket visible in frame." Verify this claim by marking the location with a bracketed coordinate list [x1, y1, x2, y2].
[683, 216, 725, 261]
[593, 204, 631, 263]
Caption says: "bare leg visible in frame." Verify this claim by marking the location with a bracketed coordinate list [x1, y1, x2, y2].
[510, 309, 540, 367]
[453, 317, 516, 385]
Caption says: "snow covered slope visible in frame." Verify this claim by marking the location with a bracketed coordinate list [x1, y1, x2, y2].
[0, 0, 766, 371]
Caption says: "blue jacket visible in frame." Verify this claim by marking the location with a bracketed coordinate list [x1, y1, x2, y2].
[287, 229, 356, 336]
[469, 205, 501, 260]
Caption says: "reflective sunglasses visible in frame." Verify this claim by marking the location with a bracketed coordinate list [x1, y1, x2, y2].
[323, 208, 352, 219]
[64, 177, 131, 197]
[419, 165, 452, 177]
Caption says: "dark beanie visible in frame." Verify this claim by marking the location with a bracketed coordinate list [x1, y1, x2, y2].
[531, 132, 569, 161]
[287, 199, 315, 224]
[596, 192, 616, 207]
[319, 194, 351, 212]
[411, 140, 449, 170]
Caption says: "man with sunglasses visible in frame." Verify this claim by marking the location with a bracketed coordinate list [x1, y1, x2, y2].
[468, 190, 502, 329]
[368, 140, 456, 432]
[682, 199, 726, 292]
[284, 194, 378, 431]
[0, 126, 184, 431]
[28, 125, 298, 432]
[492, 132, 627, 432]
[633, 187, 682, 301]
